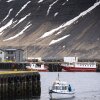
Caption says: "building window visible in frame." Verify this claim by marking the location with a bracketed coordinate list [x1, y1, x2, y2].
[7, 56, 15, 61]
[0, 52, 2, 54]
[8, 51, 14, 54]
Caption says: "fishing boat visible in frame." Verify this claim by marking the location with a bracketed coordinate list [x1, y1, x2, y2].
[61, 57, 96, 72]
[49, 74, 75, 99]
[26, 63, 48, 72]
[61, 62, 96, 72]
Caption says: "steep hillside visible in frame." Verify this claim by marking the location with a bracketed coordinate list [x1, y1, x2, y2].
[0, 0, 100, 59]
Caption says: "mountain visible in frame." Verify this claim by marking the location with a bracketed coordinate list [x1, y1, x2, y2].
[0, 0, 100, 59]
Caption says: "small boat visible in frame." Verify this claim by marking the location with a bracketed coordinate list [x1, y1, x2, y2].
[49, 74, 75, 99]
[26, 63, 48, 72]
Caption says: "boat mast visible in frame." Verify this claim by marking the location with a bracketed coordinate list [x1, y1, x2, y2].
[58, 73, 59, 80]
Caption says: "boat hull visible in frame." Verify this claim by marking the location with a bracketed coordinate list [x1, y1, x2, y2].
[49, 92, 75, 99]
[32, 69, 48, 72]
[62, 66, 96, 72]
[26, 67, 48, 72]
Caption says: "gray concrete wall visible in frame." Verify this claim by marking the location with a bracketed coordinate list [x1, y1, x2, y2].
[0, 50, 5, 62]
[15, 50, 23, 62]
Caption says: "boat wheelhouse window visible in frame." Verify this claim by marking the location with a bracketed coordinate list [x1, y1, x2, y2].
[65, 86, 67, 90]
[53, 86, 61, 90]
[62, 86, 67, 90]
[36, 65, 41, 68]
[52, 86, 56, 90]
[37, 64, 41, 66]
[36, 64, 41, 68]
[69, 63, 73, 65]
[52, 86, 55, 90]
[56, 86, 61, 90]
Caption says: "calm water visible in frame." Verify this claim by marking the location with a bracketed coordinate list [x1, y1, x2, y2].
[39, 72, 100, 100]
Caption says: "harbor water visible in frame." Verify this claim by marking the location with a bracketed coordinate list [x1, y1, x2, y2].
[40, 72, 100, 100]
[1, 72, 100, 100]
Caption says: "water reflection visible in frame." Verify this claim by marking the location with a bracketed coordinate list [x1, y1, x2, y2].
[0, 74, 41, 100]
[0, 96, 40, 100]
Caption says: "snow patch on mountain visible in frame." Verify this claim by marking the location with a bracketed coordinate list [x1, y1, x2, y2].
[38, 0, 44, 3]
[40, 1, 100, 39]
[13, 13, 31, 28]
[6, 0, 15, 2]
[55, 28, 66, 35]
[0, 19, 13, 35]
[47, 0, 59, 15]
[3, 23, 32, 41]
[2, 8, 13, 22]
[15, 1, 31, 17]
[55, 30, 62, 35]
[49, 34, 70, 45]
[54, 12, 58, 17]
[62, 0, 69, 5]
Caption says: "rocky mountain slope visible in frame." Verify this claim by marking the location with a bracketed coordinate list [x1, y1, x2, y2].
[0, 0, 100, 59]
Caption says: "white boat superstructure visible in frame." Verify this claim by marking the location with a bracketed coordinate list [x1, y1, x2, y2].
[49, 74, 75, 99]
[26, 63, 48, 71]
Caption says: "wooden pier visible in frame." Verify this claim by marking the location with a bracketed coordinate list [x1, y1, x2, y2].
[0, 61, 100, 72]
[0, 71, 41, 100]
[96, 63, 100, 72]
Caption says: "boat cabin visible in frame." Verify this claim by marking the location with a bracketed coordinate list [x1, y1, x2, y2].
[51, 81, 71, 92]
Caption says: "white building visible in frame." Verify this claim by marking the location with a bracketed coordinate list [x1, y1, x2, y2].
[4, 49, 24, 62]
[0, 48, 24, 62]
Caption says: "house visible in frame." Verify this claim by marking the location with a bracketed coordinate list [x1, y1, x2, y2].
[4, 48, 24, 62]
[0, 49, 5, 62]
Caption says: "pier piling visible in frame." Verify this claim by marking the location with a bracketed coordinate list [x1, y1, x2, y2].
[0, 71, 41, 99]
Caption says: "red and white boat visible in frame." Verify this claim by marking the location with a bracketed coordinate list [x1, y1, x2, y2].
[61, 57, 96, 72]
[26, 63, 48, 72]
[61, 62, 96, 72]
